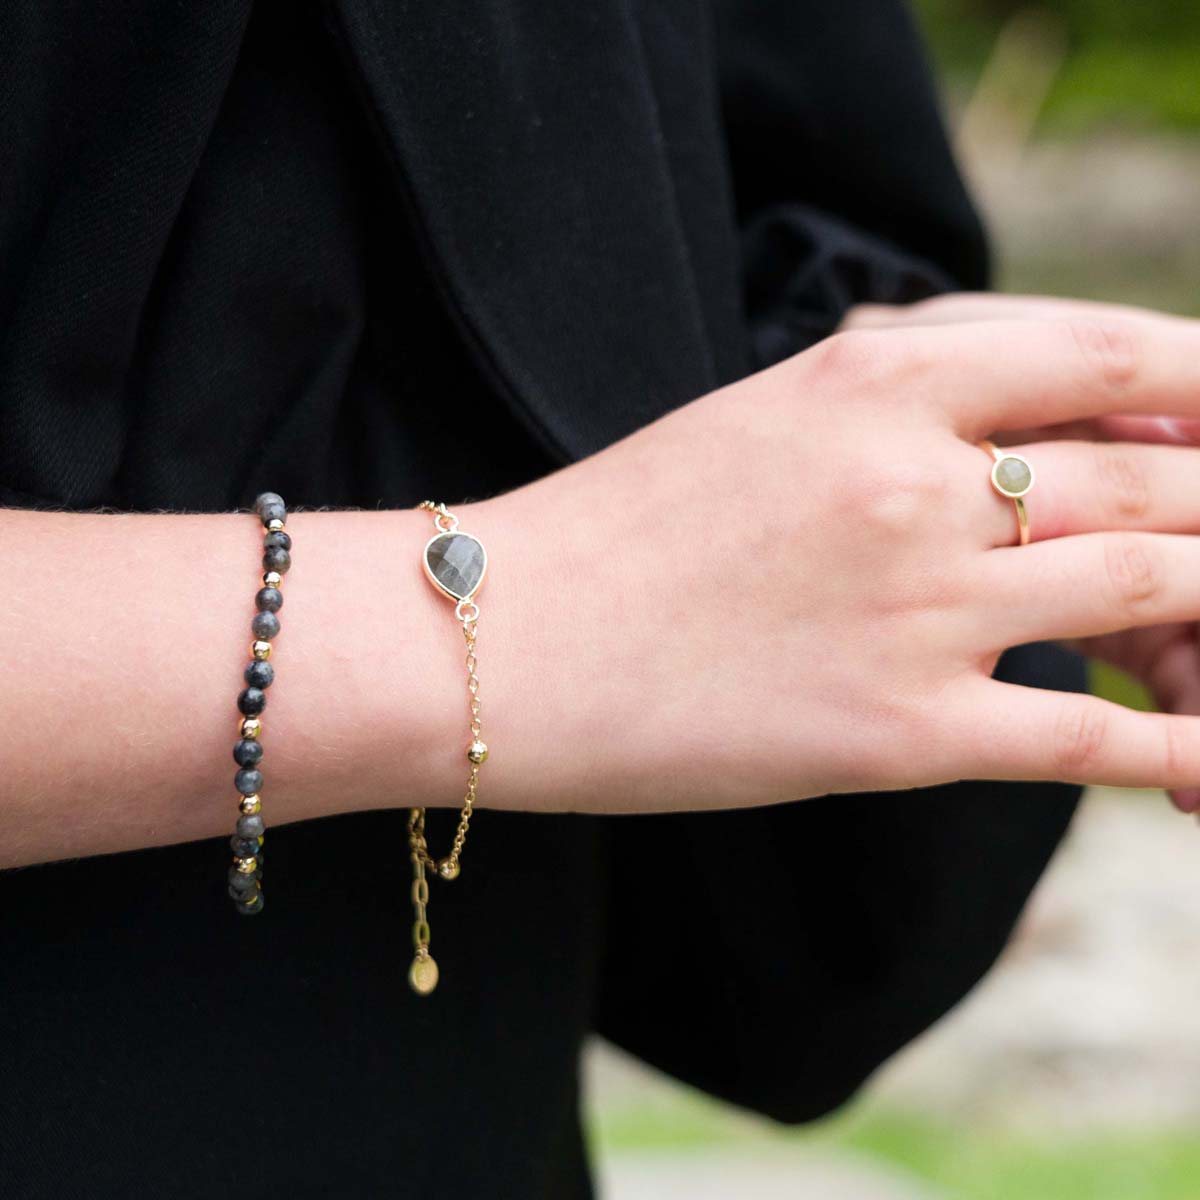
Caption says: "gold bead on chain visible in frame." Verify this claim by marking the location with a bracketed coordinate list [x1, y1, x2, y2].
[408, 500, 489, 995]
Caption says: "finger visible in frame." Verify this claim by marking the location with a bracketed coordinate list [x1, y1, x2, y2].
[844, 293, 1194, 332]
[1059, 623, 1200, 815]
[1143, 632, 1200, 715]
[958, 678, 1200, 790]
[1175, 788, 1200, 814]
[976, 532, 1200, 647]
[1072, 622, 1183, 680]
[975, 440, 1200, 547]
[1091, 415, 1200, 446]
[1143, 633, 1200, 813]
[1067, 626, 1200, 818]
[999, 415, 1200, 447]
[897, 315, 1200, 435]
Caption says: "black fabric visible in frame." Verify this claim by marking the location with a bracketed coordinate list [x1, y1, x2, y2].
[0, 3, 1079, 1197]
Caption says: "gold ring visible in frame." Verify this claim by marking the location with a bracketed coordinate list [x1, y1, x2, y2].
[981, 440, 1034, 545]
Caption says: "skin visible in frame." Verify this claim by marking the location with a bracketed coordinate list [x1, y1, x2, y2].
[6, 293, 1200, 869]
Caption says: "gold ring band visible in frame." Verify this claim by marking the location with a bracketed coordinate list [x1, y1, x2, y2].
[980, 440, 1034, 545]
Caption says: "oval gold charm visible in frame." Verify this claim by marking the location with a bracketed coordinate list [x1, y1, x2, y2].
[408, 953, 440, 996]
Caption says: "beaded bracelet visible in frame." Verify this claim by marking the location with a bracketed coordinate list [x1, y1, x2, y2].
[407, 500, 489, 995]
[226, 491, 291, 916]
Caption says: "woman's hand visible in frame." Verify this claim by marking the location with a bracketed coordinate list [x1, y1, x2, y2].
[472, 302, 1200, 815]
[843, 292, 1200, 813]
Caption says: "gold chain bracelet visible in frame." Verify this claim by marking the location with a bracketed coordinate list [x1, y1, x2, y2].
[407, 500, 489, 995]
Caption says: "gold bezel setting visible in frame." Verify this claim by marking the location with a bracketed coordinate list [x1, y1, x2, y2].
[989, 453, 1035, 499]
[422, 531, 488, 602]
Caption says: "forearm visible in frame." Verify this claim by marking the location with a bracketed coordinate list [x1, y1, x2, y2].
[0, 501, 541, 868]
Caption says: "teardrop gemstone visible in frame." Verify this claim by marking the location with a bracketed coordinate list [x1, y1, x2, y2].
[424, 532, 486, 600]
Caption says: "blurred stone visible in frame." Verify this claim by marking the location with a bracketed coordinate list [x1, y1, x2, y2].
[993, 456, 1032, 495]
[598, 1151, 945, 1200]
[971, 134, 1200, 316]
[870, 788, 1200, 1132]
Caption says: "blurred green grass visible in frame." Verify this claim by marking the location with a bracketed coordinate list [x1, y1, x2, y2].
[1049, 44, 1200, 131]
[913, 0, 1200, 132]
[844, 1113, 1200, 1200]
[592, 1098, 1200, 1200]
[1090, 659, 1152, 710]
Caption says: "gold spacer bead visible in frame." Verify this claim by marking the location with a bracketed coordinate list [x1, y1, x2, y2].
[437, 856, 461, 881]
[467, 739, 489, 765]
[239, 794, 261, 815]
[266, 518, 285, 533]
[234, 856, 258, 874]
[240, 716, 262, 739]
[262, 570, 283, 588]
[251, 640, 272, 662]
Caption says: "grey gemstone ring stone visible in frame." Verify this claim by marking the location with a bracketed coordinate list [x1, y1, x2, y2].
[424, 531, 487, 601]
[990, 453, 1034, 499]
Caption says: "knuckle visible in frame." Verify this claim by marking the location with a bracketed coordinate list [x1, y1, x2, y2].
[1104, 535, 1160, 615]
[1094, 445, 1150, 522]
[805, 328, 924, 393]
[840, 301, 889, 330]
[806, 329, 886, 384]
[1052, 699, 1108, 776]
[846, 458, 950, 540]
[1065, 317, 1142, 397]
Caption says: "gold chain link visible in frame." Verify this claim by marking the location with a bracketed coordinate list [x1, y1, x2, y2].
[407, 501, 487, 996]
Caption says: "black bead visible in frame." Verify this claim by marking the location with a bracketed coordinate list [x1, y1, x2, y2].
[228, 883, 266, 906]
[235, 768, 263, 796]
[235, 891, 265, 915]
[262, 546, 291, 575]
[231, 845, 263, 867]
[255, 586, 283, 613]
[264, 530, 292, 552]
[255, 494, 287, 527]
[227, 866, 259, 892]
[254, 492, 285, 518]
[258, 502, 286, 528]
[244, 660, 274, 689]
[237, 813, 265, 840]
[251, 612, 280, 641]
[237, 687, 266, 716]
[233, 738, 263, 768]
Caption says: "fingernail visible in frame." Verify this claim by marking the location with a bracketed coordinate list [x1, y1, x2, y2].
[1172, 788, 1200, 813]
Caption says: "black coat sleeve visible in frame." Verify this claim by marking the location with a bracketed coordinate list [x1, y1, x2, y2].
[717, 0, 990, 367]
[591, 1, 1081, 1124]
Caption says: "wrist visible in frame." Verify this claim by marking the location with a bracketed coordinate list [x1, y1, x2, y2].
[459, 470, 663, 816]
[449, 488, 568, 814]
[268, 506, 464, 821]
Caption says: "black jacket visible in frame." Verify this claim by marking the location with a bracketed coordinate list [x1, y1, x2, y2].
[0, 2, 1080, 1197]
